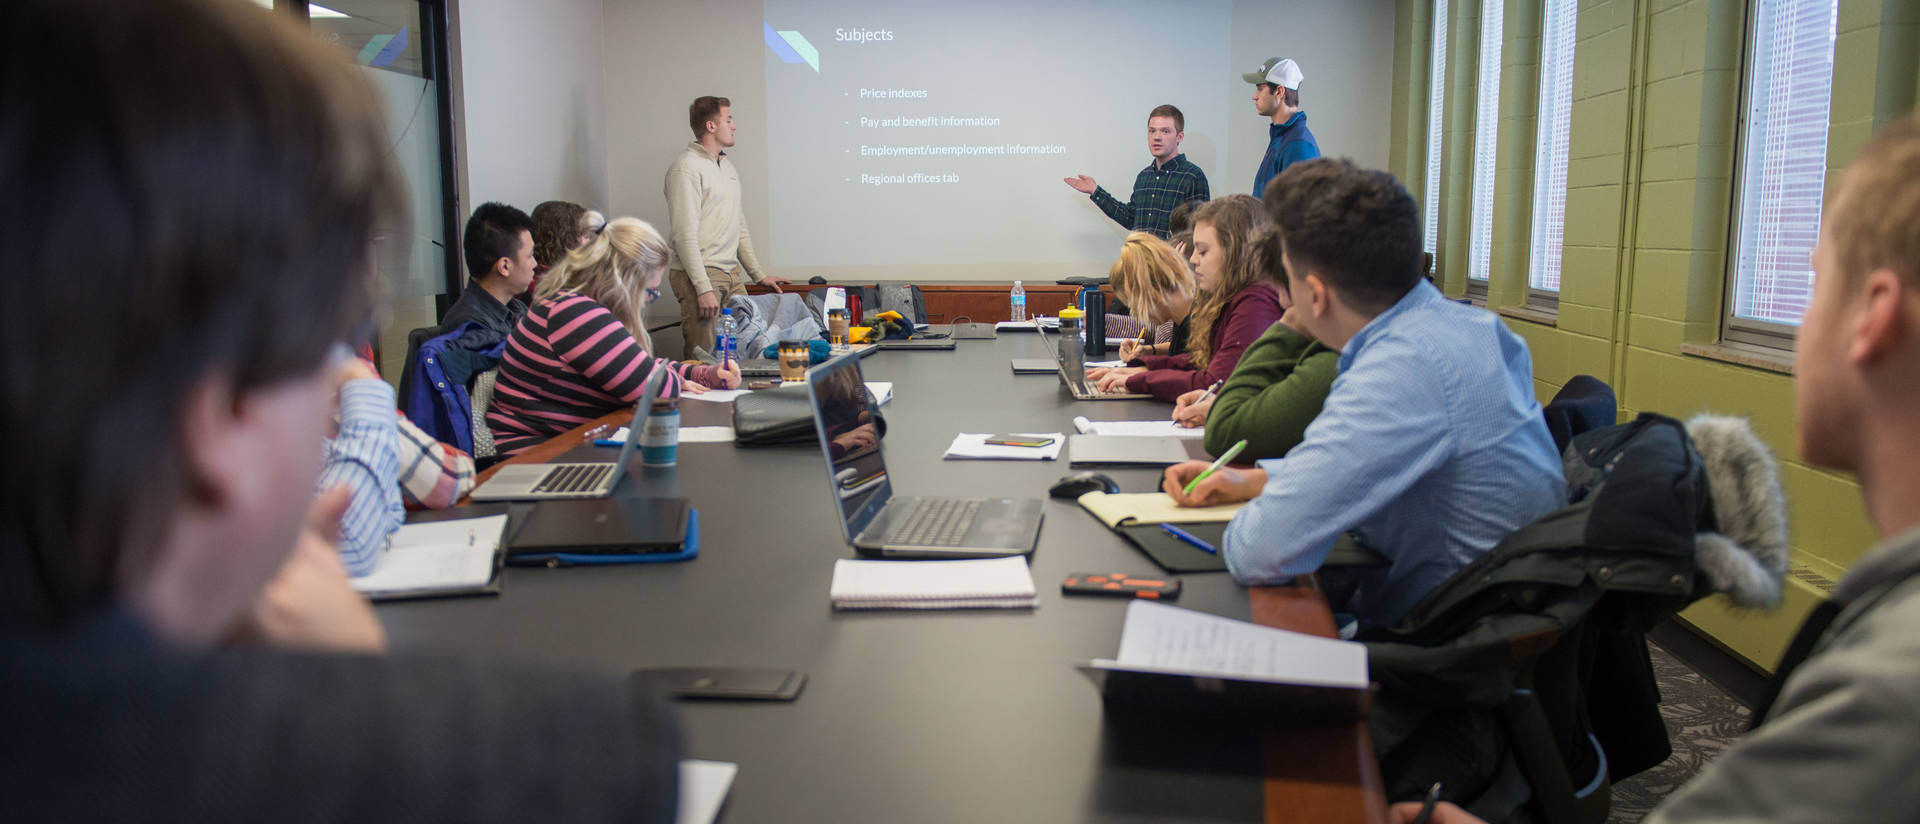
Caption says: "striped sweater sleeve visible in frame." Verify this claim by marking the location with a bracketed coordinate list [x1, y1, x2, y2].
[545, 296, 687, 402]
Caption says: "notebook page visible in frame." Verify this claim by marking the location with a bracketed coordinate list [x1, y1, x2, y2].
[1105, 600, 1366, 688]
[942, 433, 1065, 461]
[351, 514, 506, 595]
[1072, 417, 1205, 439]
[1075, 492, 1243, 527]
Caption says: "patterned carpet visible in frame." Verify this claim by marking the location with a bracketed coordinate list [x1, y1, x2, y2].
[1606, 640, 1753, 822]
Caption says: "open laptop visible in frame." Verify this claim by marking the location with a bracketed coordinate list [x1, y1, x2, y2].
[1035, 323, 1151, 401]
[870, 329, 957, 350]
[806, 353, 1042, 558]
[469, 368, 667, 501]
[933, 322, 997, 339]
[735, 357, 783, 378]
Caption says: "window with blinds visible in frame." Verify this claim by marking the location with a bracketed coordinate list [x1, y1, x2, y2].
[1423, 0, 1448, 261]
[1727, 0, 1838, 344]
[1527, 0, 1576, 298]
[1467, 0, 1502, 287]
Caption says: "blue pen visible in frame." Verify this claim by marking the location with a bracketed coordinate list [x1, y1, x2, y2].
[1160, 523, 1217, 555]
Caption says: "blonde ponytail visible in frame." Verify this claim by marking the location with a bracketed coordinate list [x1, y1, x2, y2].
[535, 216, 671, 348]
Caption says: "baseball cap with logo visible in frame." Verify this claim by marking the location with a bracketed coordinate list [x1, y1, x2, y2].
[1241, 57, 1304, 91]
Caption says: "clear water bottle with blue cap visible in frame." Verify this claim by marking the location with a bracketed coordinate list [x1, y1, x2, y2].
[1009, 280, 1027, 322]
[714, 307, 737, 363]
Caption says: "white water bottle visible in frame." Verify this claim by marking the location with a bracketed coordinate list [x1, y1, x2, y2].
[1009, 280, 1027, 322]
[715, 307, 737, 361]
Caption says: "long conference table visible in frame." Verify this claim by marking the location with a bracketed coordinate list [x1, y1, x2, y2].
[379, 331, 1387, 823]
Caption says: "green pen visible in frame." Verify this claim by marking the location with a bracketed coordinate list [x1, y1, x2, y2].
[1183, 439, 1248, 496]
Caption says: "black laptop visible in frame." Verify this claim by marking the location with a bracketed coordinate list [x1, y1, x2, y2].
[510, 496, 692, 557]
[806, 353, 1041, 558]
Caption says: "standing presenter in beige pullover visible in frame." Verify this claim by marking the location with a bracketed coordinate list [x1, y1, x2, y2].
[664, 96, 790, 354]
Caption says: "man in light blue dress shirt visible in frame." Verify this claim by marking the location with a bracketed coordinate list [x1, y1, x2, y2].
[1163, 158, 1563, 629]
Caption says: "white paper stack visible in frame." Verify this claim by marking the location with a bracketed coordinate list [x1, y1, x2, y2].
[608, 425, 735, 444]
[829, 556, 1039, 610]
[683, 388, 753, 403]
[942, 433, 1065, 461]
[865, 381, 894, 406]
[1072, 416, 1205, 439]
[1089, 600, 1369, 688]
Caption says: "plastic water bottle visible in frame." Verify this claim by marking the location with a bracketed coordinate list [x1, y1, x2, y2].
[1009, 280, 1027, 322]
[714, 307, 737, 362]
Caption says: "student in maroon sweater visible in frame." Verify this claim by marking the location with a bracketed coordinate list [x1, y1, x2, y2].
[1091, 194, 1281, 400]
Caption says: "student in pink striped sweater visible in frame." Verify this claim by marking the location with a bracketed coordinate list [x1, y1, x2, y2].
[488, 217, 739, 455]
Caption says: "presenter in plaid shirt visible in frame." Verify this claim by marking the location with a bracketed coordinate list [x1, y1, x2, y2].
[1064, 104, 1210, 238]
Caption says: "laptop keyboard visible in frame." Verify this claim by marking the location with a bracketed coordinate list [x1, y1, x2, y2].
[880, 497, 982, 546]
[531, 463, 613, 494]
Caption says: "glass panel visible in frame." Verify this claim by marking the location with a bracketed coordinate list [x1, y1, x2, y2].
[1528, 0, 1576, 292]
[311, 1, 447, 306]
[1467, 0, 1503, 282]
[1730, 0, 1837, 327]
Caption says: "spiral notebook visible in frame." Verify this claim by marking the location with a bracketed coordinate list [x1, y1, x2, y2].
[828, 556, 1039, 610]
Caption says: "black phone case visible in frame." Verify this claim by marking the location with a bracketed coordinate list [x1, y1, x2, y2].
[632, 667, 807, 701]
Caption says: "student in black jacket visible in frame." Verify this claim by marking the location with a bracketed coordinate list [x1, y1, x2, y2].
[0, 1, 680, 819]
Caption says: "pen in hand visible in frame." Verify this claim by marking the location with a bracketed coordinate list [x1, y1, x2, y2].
[1196, 378, 1224, 404]
[1410, 782, 1443, 824]
[1182, 438, 1248, 496]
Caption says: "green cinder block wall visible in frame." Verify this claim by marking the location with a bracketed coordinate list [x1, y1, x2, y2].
[1391, 0, 1920, 673]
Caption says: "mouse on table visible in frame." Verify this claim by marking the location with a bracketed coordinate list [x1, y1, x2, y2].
[1049, 471, 1119, 499]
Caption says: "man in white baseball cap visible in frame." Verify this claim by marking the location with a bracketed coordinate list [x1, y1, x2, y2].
[1244, 57, 1320, 198]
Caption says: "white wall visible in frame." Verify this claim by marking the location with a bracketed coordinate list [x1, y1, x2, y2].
[596, 0, 1396, 282]
[456, 0, 1395, 324]
[1227, 1, 1398, 192]
[457, 0, 611, 222]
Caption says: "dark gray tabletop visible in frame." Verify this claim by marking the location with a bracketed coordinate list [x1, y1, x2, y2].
[378, 333, 1264, 822]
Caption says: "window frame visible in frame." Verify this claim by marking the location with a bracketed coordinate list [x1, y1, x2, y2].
[1721, 0, 1838, 352]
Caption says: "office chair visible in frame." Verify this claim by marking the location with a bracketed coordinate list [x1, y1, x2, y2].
[1362, 413, 1787, 824]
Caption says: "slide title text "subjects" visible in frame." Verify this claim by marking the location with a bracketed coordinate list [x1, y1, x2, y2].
[836, 27, 894, 43]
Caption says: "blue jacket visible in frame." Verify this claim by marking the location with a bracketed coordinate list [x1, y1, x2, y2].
[1252, 111, 1321, 198]
[403, 322, 505, 454]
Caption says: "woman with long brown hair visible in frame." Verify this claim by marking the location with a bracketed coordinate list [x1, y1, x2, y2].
[1090, 194, 1282, 401]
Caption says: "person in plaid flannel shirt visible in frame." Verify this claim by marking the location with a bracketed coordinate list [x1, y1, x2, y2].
[1064, 104, 1210, 239]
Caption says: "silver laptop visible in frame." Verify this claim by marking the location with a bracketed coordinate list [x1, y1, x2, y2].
[468, 369, 667, 501]
[806, 353, 1042, 558]
[1036, 323, 1151, 401]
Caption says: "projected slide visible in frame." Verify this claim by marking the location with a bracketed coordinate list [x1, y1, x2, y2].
[762, 0, 1229, 270]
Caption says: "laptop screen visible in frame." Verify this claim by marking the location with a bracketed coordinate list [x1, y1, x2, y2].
[805, 353, 891, 543]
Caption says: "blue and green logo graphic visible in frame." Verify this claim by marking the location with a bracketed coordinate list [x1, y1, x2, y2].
[764, 22, 819, 72]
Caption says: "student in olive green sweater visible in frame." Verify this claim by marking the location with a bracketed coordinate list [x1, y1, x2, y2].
[1171, 227, 1339, 461]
